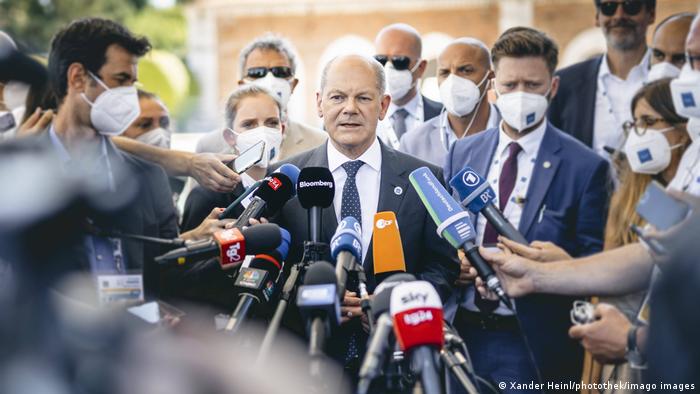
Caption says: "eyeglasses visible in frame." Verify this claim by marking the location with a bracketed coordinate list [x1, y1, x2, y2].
[623, 117, 673, 136]
[597, 1, 644, 17]
[245, 66, 293, 79]
[373, 55, 416, 71]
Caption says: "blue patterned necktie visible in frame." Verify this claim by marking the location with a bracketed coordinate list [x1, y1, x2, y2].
[340, 160, 364, 365]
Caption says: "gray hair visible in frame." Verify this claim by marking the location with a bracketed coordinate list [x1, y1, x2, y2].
[320, 55, 386, 95]
[238, 33, 298, 78]
[451, 37, 493, 68]
[224, 84, 283, 128]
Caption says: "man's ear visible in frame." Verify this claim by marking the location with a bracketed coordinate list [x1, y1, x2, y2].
[67, 63, 88, 94]
[316, 91, 323, 118]
[223, 127, 237, 148]
[414, 59, 428, 80]
[290, 78, 299, 94]
[378, 94, 391, 121]
[549, 75, 561, 101]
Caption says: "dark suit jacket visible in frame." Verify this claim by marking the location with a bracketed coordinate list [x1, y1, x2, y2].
[548, 56, 603, 147]
[181, 183, 245, 232]
[422, 95, 443, 122]
[444, 122, 611, 383]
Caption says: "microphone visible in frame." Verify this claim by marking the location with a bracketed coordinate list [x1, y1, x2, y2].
[296, 261, 340, 374]
[232, 170, 296, 228]
[224, 239, 290, 335]
[155, 223, 287, 269]
[357, 273, 416, 394]
[296, 167, 335, 242]
[390, 280, 444, 394]
[449, 166, 528, 245]
[409, 167, 512, 308]
[330, 216, 362, 300]
[219, 164, 300, 220]
[372, 211, 407, 279]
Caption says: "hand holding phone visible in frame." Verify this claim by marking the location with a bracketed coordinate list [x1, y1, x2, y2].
[229, 140, 265, 173]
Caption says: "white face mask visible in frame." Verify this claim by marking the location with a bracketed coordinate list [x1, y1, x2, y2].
[647, 62, 681, 83]
[81, 72, 140, 136]
[1, 81, 29, 110]
[249, 73, 293, 107]
[670, 66, 700, 119]
[136, 127, 171, 149]
[385, 62, 419, 101]
[230, 126, 283, 168]
[439, 73, 489, 117]
[624, 127, 682, 174]
[495, 86, 551, 132]
[686, 117, 700, 143]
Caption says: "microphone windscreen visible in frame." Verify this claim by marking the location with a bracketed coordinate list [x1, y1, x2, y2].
[330, 216, 362, 261]
[409, 167, 477, 248]
[449, 167, 495, 214]
[276, 228, 291, 260]
[278, 164, 301, 194]
[254, 172, 294, 213]
[249, 250, 284, 274]
[371, 273, 416, 319]
[303, 260, 336, 285]
[296, 167, 335, 209]
[241, 223, 282, 254]
[390, 281, 444, 351]
[372, 211, 405, 275]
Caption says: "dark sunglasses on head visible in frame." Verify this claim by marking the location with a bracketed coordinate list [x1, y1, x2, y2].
[598, 1, 644, 17]
[373, 55, 414, 71]
[246, 66, 293, 79]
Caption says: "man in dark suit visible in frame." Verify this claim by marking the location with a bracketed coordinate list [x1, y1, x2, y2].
[38, 18, 179, 300]
[271, 54, 459, 373]
[549, 0, 655, 156]
[444, 27, 611, 391]
[374, 23, 442, 149]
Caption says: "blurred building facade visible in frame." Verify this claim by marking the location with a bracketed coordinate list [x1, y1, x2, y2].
[184, 0, 698, 128]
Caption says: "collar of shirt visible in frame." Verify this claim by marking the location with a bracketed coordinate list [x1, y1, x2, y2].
[327, 137, 382, 174]
[496, 119, 547, 159]
[387, 91, 423, 122]
[598, 48, 651, 82]
[439, 103, 501, 150]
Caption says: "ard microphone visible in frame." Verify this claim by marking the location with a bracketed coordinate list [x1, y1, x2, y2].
[233, 170, 296, 228]
[449, 167, 528, 245]
[357, 273, 416, 394]
[296, 261, 340, 361]
[409, 167, 511, 308]
[297, 167, 335, 242]
[225, 242, 290, 335]
[390, 281, 444, 394]
[155, 224, 287, 269]
[330, 216, 362, 299]
[219, 164, 300, 220]
[372, 211, 407, 281]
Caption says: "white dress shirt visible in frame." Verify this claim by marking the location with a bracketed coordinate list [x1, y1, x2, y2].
[668, 139, 700, 196]
[377, 92, 424, 149]
[439, 103, 501, 152]
[327, 138, 382, 262]
[464, 120, 547, 315]
[593, 51, 650, 159]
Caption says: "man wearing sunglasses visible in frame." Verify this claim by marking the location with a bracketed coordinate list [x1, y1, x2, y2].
[549, 0, 655, 160]
[373, 23, 442, 150]
[194, 34, 327, 162]
[647, 12, 695, 82]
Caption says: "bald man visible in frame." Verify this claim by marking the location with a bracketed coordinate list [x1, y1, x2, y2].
[400, 37, 501, 167]
[647, 12, 695, 81]
[373, 23, 442, 149]
[269, 54, 458, 374]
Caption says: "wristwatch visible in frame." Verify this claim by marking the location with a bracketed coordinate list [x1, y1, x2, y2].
[626, 325, 647, 369]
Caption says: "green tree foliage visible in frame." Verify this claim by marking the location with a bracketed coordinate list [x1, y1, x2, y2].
[125, 6, 186, 57]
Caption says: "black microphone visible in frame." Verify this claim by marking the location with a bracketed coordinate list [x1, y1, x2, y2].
[358, 273, 416, 394]
[233, 170, 296, 228]
[449, 167, 528, 245]
[296, 167, 335, 242]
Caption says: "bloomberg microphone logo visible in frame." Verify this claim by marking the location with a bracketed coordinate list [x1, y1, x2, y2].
[298, 180, 334, 189]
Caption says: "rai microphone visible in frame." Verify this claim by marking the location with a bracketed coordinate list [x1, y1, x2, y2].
[357, 273, 416, 394]
[390, 280, 444, 394]
[219, 164, 300, 220]
[296, 167, 335, 242]
[224, 230, 290, 335]
[449, 166, 528, 245]
[233, 169, 297, 228]
[409, 167, 511, 308]
[155, 223, 287, 269]
[330, 216, 362, 299]
[372, 211, 407, 282]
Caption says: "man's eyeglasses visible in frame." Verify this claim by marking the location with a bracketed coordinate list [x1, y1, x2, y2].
[373, 55, 417, 71]
[623, 117, 674, 136]
[597, 1, 644, 17]
[245, 66, 293, 79]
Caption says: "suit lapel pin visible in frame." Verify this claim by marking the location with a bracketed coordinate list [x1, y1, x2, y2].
[543, 161, 551, 169]
[393, 186, 403, 196]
